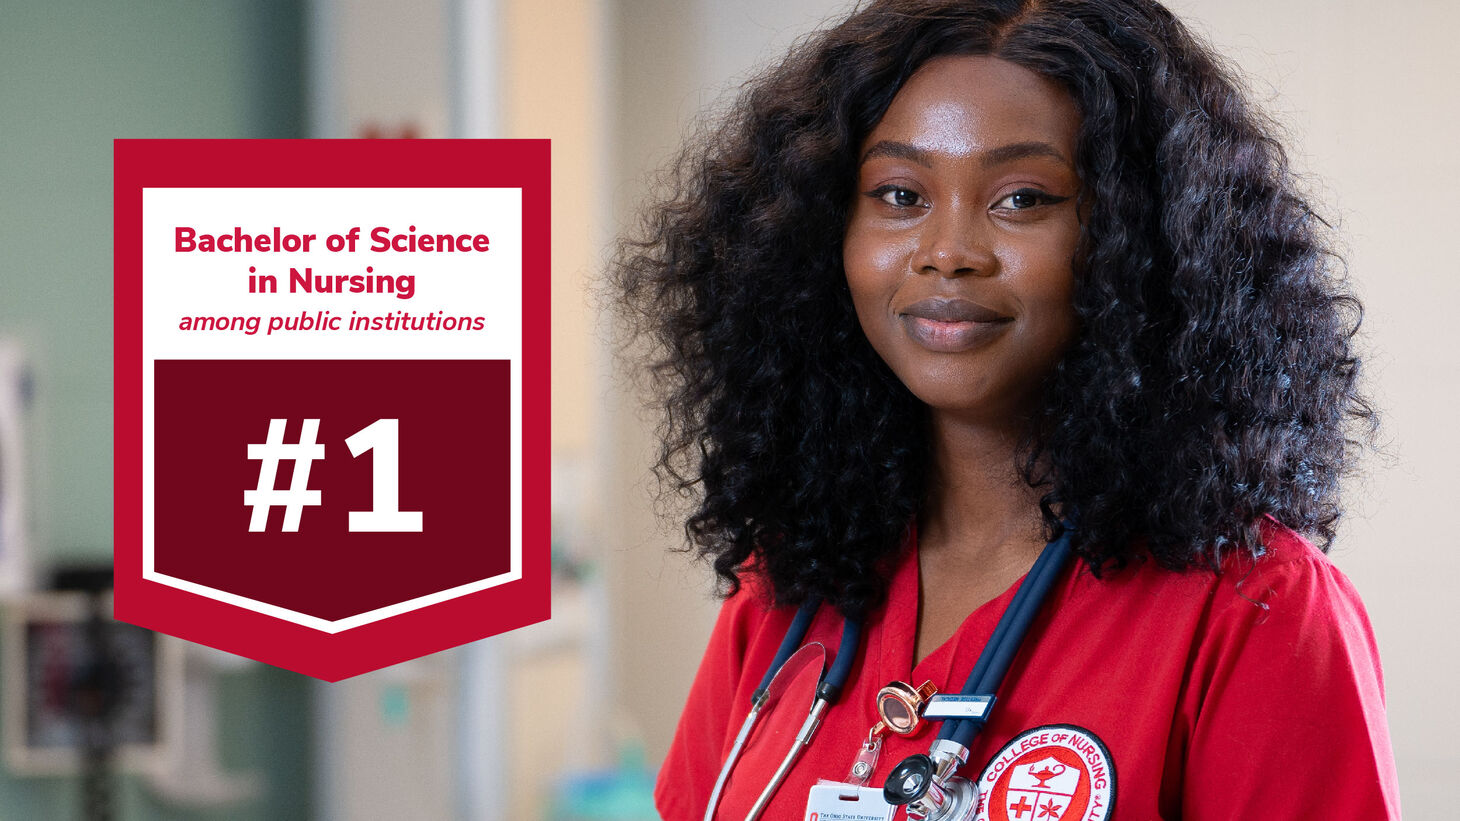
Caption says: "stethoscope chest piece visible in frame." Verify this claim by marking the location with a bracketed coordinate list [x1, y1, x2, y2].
[883, 740, 978, 821]
[883, 754, 936, 804]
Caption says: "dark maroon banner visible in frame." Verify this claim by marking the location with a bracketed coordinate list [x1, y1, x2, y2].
[153, 359, 510, 621]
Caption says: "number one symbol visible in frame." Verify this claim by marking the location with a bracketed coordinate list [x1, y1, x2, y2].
[345, 418, 424, 533]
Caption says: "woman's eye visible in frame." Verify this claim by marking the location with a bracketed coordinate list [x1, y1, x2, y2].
[868, 186, 925, 208]
[992, 188, 1068, 210]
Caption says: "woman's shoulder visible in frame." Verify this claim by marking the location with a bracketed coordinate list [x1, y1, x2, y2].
[1068, 516, 1382, 679]
[1163, 520, 1399, 817]
[1093, 516, 1366, 617]
[1085, 516, 1387, 710]
[1209, 516, 1372, 629]
[1250, 514, 1341, 572]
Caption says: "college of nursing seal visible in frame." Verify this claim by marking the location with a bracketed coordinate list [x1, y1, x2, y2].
[972, 725, 1115, 821]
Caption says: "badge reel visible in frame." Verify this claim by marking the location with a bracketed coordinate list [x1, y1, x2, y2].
[843, 680, 938, 790]
[806, 680, 939, 820]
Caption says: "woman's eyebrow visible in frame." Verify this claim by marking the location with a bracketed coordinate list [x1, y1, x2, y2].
[860, 140, 932, 167]
[980, 141, 1070, 168]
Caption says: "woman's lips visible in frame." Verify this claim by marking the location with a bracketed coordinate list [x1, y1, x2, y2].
[899, 298, 1012, 352]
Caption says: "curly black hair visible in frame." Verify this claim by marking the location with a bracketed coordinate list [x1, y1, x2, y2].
[610, 0, 1374, 618]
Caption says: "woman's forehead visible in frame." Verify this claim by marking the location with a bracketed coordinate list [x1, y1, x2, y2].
[865, 55, 1080, 162]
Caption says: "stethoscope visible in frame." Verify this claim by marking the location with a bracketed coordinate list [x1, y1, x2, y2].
[703, 527, 1073, 821]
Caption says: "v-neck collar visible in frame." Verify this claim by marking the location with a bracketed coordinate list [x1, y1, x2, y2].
[876, 531, 1034, 695]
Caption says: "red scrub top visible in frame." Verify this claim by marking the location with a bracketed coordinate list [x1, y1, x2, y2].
[656, 521, 1400, 820]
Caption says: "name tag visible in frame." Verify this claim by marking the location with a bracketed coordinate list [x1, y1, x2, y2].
[923, 694, 995, 721]
[804, 782, 895, 821]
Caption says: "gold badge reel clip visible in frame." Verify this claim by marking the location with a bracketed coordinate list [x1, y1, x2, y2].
[840, 679, 939, 793]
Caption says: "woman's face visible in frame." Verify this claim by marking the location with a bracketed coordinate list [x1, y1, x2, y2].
[843, 55, 1082, 425]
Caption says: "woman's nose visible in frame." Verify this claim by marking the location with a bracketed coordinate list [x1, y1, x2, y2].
[911, 207, 996, 277]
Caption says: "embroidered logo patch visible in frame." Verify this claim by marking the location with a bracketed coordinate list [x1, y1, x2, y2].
[973, 724, 1115, 821]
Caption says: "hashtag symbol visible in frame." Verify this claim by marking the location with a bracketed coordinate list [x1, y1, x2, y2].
[244, 418, 324, 532]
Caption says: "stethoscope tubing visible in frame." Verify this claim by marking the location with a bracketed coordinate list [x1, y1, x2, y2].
[757, 598, 821, 695]
[938, 527, 1073, 748]
[820, 616, 862, 703]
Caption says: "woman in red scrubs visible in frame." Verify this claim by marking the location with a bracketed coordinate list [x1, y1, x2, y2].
[611, 1, 1400, 819]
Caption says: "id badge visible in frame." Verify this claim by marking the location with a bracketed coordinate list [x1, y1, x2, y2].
[804, 781, 895, 821]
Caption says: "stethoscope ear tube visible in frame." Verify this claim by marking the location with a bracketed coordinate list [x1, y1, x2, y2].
[704, 599, 823, 821]
[703, 705, 762, 821]
[743, 697, 829, 821]
[742, 614, 863, 821]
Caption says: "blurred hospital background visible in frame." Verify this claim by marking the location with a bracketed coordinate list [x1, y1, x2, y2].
[0, 0, 1453, 818]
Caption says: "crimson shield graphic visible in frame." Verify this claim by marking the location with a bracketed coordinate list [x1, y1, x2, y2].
[114, 140, 550, 680]
[1004, 757, 1080, 821]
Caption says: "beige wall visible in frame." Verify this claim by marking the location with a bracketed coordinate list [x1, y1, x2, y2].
[599, 0, 721, 768]
[505, 0, 607, 459]
[501, 1, 611, 816]
[591, 0, 1457, 816]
